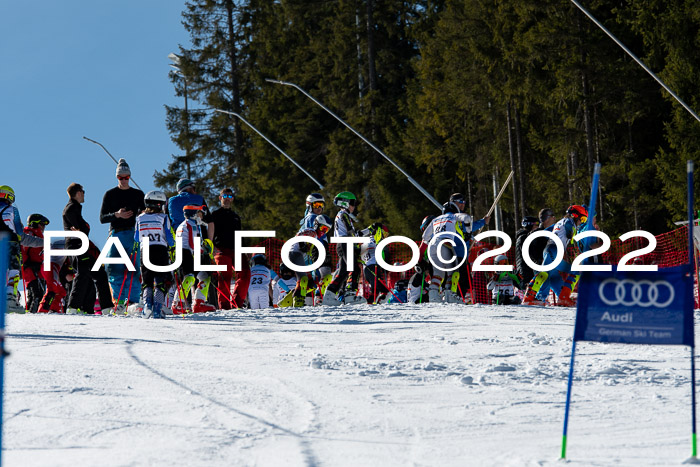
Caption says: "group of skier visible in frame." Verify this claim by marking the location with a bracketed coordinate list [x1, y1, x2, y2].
[1, 156, 592, 316]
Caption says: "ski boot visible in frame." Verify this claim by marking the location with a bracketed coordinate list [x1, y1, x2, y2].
[444, 290, 463, 303]
[293, 295, 305, 308]
[375, 293, 388, 305]
[322, 289, 342, 306]
[555, 286, 576, 307]
[6, 293, 24, 313]
[192, 299, 216, 313]
[342, 290, 367, 305]
[152, 301, 165, 319]
[278, 292, 294, 308]
[522, 271, 548, 306]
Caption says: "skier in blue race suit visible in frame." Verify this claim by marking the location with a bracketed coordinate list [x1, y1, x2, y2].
[523, 205, 588, 307]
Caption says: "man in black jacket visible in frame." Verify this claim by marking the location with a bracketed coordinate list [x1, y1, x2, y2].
[99, 159, 145, 307]
[63, 183, 113, 314]
[208, 188, 249, 309]
[523, 208, 557, 281]
[515, 216, 539, 284]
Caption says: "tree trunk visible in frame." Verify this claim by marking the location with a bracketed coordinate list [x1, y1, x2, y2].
[366, 0, 378, 92]
[356, 10, 365, 101]
[506, 101, 518, 235]
[578, 13, 595, 177]
[225, 0, 242, 162]
[514, 105, 526, 218]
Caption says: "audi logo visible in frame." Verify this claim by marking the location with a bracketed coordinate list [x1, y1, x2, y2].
[598, 278, 674, 308]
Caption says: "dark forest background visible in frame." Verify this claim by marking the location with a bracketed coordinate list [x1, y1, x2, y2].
[154, 0, 700, 239]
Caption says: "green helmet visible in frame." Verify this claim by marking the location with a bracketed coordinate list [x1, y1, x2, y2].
[0, 186, 15, 204]
[333, 191, 357, 209]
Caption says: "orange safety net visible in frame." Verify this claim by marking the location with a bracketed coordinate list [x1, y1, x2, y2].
[246, 225, 697, 306]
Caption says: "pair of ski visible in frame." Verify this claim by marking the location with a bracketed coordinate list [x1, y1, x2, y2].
[278, 274, 364, 307]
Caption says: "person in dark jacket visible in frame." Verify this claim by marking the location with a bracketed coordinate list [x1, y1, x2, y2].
[208, 188, 249, 309]
[515, 216, 539, 284]
[63, 183, 113, 315]
[526, 208, 557, 270]
[99, 159, 145, 307]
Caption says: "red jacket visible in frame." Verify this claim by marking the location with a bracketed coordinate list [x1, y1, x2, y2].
[22, 226, 44, 282]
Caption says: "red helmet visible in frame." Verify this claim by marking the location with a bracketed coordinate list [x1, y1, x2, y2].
[566, 205, 588, 221]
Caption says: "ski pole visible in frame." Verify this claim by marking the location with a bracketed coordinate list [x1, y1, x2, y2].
[364, 265, 403, 304]
[82, 137, 143, 191]
[18, 247, 29, 313]
[170, 269, 188, 316]
[466, 261, 475, 305]
[208, 273, 237, 309]
[124, 244, 138, 305]
[485, 171, 514, 218]
[419, 271, 425, 304]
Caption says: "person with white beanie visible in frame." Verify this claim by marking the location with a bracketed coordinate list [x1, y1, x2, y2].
[99, 158, 145, 312]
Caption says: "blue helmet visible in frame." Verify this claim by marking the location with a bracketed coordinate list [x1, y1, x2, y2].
[251, 254, 267, 267]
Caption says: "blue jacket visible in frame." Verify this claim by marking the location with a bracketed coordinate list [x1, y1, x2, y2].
[168, 192, 208, 229]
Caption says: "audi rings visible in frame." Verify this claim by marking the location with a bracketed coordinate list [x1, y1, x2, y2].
[598, 278, 674, 308]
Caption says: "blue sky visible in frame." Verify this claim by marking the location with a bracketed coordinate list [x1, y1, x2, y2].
[1, 1, 191, 247]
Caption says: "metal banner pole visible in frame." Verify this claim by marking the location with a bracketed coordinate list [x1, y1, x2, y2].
[561, 339, 577, 459]
[82, 137, 144, 191]
[0, 233, 9, 466]
[265, 79, 442, 211]
[688, 160, 697, 460]
[214, 110, 324, 191]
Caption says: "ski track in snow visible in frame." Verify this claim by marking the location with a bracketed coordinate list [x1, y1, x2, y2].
[2, 304, 698, 466]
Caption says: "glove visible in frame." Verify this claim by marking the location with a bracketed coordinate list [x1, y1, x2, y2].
[309, 245, 319, 262]
[203, 239, 215, 260]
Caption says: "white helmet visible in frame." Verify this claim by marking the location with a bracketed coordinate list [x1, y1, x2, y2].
[313, 214, 332, 232]
[306, 193, 325, 206]
[144, 190, 167, 211]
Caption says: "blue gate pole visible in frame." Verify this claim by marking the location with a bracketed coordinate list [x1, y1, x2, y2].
[688, 160, 697, 458]
[561, 339, 577, 459]
[0, 232, 9, 466]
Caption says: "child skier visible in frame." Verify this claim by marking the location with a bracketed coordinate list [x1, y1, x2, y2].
[322, 192, 366, 306]
[486, 255, 522, 305]
[273, 263, 297, 306]
[0, 185, 43, 312]
[174, 204, 216, 313]
[286, 215, 333, 307]
[248, 254, 286, 309]
[523, 205, 587, 306]
[22, 214, 50, 313]
[135, 191, 174, 319]
[419, 201, 487, 303]
[360, 223, 390, 304]
[37, 238, 74, 313]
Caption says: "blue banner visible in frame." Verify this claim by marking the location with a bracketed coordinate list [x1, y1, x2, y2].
[574, 265, 694, 347]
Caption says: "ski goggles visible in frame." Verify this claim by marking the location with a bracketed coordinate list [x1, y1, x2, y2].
[452, 197, 466, 204]
[311, 202, 324, 209]
[579, 215, 588, 225]
[117, 175, 130, 181]
[221, 194, 234, 199]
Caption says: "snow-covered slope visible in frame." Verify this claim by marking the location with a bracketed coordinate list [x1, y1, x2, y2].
[3, 303, 696, 466]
